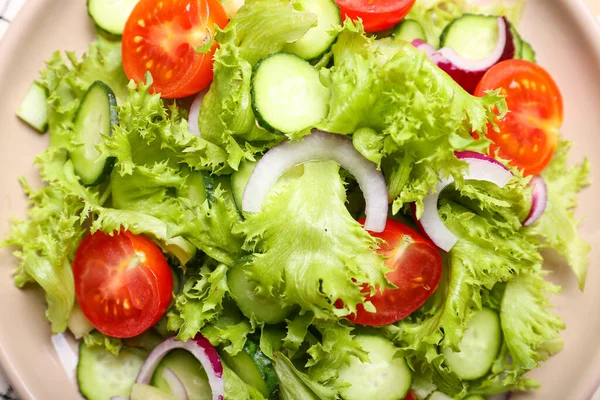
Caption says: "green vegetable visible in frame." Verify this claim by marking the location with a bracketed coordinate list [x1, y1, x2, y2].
[525, 140, 591, 289]
[318, 22, 506, 216]
[234, 161, 390, 319]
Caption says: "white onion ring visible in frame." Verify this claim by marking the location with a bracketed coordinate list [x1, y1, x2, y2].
[163, 368, 189, 400]
[135, 335, 224, 400]
[522, 176, 547, 226]
[419, 151, 513, 252]
[187, 88, 208, 137]
[242, 130, 389, 232]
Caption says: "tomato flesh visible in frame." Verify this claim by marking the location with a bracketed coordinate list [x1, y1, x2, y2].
[349, 219, 443, 326]
[474, 59, 562, 176]
[335, 0, 415, 32]
[74, 231, 173, 338]
[122, 0, 228, 98]
[404, 392, 417, 400]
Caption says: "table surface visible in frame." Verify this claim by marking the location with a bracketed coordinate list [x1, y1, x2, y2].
[0, 0, 599, 399]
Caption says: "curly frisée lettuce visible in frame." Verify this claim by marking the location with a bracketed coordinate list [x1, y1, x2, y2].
[235, 161, 390, 318]
[319, 22, 506, 215]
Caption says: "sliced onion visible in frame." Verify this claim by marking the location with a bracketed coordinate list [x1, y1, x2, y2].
[187, 88, 208, 137]
[242, 130, 388, 232]
[135, 335, 224, 400]
[522, 175, 547, 226]
[110, 397, 128, 400]
[163, 368, 189, 400]
[412, 17, 514, 93]
[418, 151, 513, 252]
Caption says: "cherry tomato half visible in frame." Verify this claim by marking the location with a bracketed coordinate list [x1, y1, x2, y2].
[122, 0, 228, 98]
[73, 230, 173, 338]
[349, 219, 443, 326]
[474, 59, 562, 176]
[404, 392, 417, 400]
[335, 0, 415, 32]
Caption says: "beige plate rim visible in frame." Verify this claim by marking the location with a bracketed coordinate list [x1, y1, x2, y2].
[0, 0, 600, 399]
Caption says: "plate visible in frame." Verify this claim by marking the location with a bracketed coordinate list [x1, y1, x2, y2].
[1, 1, 600, 399]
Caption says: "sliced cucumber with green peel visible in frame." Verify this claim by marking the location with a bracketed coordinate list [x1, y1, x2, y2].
[231, 161, 258, 211]
[16, 81, 48, 133]
[442, 307, 502, 380]
[228, 261, 294, 324]
[87, 0, 139, 35]
[283, 0, 341, 60]
[440, 14, 502, 60]
[69, 81, 118, 186]
[334, 335, 412, 400]
[77, 343, 146, 400]
[221, 340, 279, 399]
[393, 19, 426, 42]
[131, 383, 179, 400]
[252, 53, 330, 133]
[151, 349, 212, 400]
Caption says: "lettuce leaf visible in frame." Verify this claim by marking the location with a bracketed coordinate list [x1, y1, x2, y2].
[235, 161, 390, 318]
[501, 271, 565, 376]
[196, 0, 315, 172]
[525, 140, 591, 289]
[318, 24, 505, 214]
[273, 352, 338, 400]
[224, 364, 267, 400]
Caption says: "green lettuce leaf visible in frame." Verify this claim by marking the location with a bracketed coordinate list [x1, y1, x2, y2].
[501, 271, 565, 377]
[525, 140, 591, 289]
[273, 352, 338, 400]
[39, 35, 128, 149]
[318, 24, 505, 214]
[224, 364, 267, 400]
[83, 330, 124, 356]
[235, 161, 390, 318]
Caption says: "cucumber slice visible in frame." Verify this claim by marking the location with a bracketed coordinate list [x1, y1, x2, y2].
[442, 308, 502, 380]
[393, 19, 426, 42]
[521, 41, 536, 63]
[87, 0, 139, 36]
[335, 335, 412, 400]
[252, 53, 330, 133]
[440, 14, 501, 60]
[77, 343, 146, 400]
[231, 161, 258, 211]
[283, 0, 341, 60]
[227, 261, 294, 324]
[69, 81, 118, 186]
[464, 395, 486, 400]
[16, 81, 48, 133]
[131, 383, 179, 400]
[221, 340, 279, 399]
[151, 349, 212, 400]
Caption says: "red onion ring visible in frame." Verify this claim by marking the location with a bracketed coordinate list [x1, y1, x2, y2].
[163, 368, 189, 400]
[522, 175, 547, 226]
[412, 17, 515, 93]
[187, 88, 208, 137]
[418, 152, 513, 252]
[135, 335, 224, 400]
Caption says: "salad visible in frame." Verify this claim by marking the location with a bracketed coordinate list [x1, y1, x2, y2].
[2, 0, 591, 399]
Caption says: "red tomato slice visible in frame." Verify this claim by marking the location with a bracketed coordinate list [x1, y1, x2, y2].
[335, 0, 415, 32]
[73, 230, 173, 338]
[404, 392, 417, 400]
[349, 219, 443, 326]
[122, 0, 228, 99]
[474, 59, 562, 176]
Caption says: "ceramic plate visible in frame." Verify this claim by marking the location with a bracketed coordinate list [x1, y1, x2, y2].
[1, 0, 600, 399]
